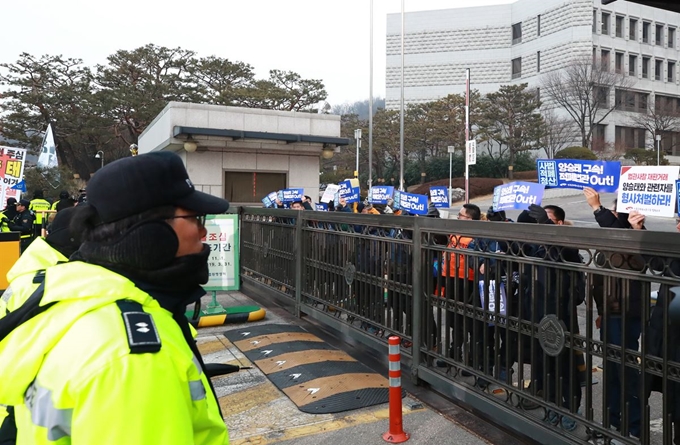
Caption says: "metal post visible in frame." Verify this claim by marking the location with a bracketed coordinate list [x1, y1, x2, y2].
[448, 146, 454, 206]
[465, 68, 470, 204]
[399, 0, 405, 192]
[411, 217, 422, 381]
[368, 0, 374, 190]
[294, 212, 304, 318]
[656, 134, 662, 166]
[355, 129, 362, 178]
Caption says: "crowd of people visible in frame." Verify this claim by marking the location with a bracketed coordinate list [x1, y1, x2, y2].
[263, 186, 680, 443]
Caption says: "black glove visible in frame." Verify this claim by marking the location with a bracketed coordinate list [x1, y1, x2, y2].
[1, 217, 8, 223]
[528, 204, 550, 224]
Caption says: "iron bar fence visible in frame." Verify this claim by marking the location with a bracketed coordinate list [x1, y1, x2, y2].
[239, 207, 680, 445]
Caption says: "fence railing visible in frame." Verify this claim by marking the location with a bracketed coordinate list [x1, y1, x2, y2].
[239, 207, 680, 445]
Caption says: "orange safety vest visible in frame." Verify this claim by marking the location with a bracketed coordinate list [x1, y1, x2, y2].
[441, 235, 476, 281]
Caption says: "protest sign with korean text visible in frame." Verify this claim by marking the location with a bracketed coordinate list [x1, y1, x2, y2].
[676, 180, 680, 217]
[537, 159, 620, 193]
[338, 180, 360, 203]
[280, 188, 304, 202]
[492, 181, 545, 211]
[0, 146, 27, 207]
[203, 214, 240, 291]
[429, 186, 449, 208]
[369, 186, 394, 204]
[395, 191, 428, 215]
[261, 191, 279, 208]
[617, 166, 679, 217]
[315, 203, 328, 211]
[320, 184, 339, 203]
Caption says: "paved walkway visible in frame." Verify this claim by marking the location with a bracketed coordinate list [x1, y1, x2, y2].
[201, 291, 528, 445]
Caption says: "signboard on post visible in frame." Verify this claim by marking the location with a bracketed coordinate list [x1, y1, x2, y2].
[0, 146, 27, 207]
[617, 165, 679, 217]
[203, 214, 240, 291]
[492, 181, 545, 211]
[466, 140, 477, 165]
[537, 159, 620, 193]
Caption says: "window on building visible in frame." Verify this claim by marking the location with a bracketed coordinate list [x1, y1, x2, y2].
[602, 12, 610, 35]
[643, 22, 650, 43]
[601, 49, 610, 71]
[537, 14, 541, 36]
[655, 59, 663, 80]
[654, 94, 679, 113]
[629, 54, 637, 76]
[594, 86, 610, 107]
[659, 130, 680, 156]
[669, 61, 676, 83]
[615, 89, 648, 113]
[669, 27, 676, 48]
[616, 16, 624, 38]
[656, 24, 664, 45]
[592, 124, 607, 151]
[511, 57, 522, 79]
[224, 171, 287, 204]
[535, 87, 540, 103]
[512, 23, 522, 44]
[642, 57, 650, 78]
[629, 18, 638, 41]
[537, 51, 541, 72]
[615, 52, 624, 74]
[615, 126, 646, 150]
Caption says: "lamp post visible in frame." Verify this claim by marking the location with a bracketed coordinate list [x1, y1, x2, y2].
[354, 129, 362, 178]
[447, 145, 455, 206]
[94, 150, 104, 170]
[656, 133, 662, 166]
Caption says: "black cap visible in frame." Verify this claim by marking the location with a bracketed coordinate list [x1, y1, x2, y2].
[86, 151, 230, 224]
[517, 210, 537, 224]
[6, 198, 16, 206]
[46, 206, 81, 257]
[18, 199, 30, 207]
[59, 190, 69, 199]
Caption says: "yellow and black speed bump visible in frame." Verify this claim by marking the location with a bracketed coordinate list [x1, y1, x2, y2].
[224, 324, 404, 414]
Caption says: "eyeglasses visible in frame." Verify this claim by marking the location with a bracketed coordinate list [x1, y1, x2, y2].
[457, 213, 471, 220]
[167, 214, 206, 226]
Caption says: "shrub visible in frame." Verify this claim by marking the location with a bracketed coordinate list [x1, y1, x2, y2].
[409, 177, 503, 198]
[554, 146, 598, 160]
[623, 148, 669, 165]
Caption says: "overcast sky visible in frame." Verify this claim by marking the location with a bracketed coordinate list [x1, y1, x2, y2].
[2, 0, 514, 106]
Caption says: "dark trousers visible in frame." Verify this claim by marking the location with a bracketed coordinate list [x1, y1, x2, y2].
[601, 315, 642, 437]
[0, 406, 16, 445]
[445, 277, 481, 365]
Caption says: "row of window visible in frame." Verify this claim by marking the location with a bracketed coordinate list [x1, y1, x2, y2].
[595, 48, 677, 82]
[593, 124, 680, 155]
[594, 10, 676, 48]
[591, 87, 679, 115]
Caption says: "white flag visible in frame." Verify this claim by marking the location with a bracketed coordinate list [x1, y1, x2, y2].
[37, 123, 59, 169]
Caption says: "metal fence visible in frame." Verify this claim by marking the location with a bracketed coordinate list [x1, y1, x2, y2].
[239, 207, 680, 445]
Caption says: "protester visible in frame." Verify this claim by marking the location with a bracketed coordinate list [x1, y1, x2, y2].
[0, 151, 230, 444]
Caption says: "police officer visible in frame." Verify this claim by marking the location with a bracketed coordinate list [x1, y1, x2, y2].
[29, 190, 51, 237]
[0, 151, 230, 444]
[8, 199, 34, 251]
[0, 199, 15, 233]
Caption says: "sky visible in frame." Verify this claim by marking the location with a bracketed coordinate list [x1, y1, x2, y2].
[2, 0, 515, 107]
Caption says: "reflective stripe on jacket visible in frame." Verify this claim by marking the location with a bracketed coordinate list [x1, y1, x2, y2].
[0, 261, 229, 445]
[29, 199, 51, 225]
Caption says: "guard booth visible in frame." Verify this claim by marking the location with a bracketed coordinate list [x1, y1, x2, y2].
[0, 232, 21, 291]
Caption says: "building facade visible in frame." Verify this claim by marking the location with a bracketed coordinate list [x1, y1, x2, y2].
[386, 0, 680, 156]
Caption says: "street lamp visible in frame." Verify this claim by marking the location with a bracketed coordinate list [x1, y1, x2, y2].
[656, 134, 662, 166]
[447, 145, 455, 206]
[95, 150, 104, 170]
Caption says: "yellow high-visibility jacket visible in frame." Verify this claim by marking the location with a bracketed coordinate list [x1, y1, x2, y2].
[29, 199, 51, 226]
[0, 261, 229, 445]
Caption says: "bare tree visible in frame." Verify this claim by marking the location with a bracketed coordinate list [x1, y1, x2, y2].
[630, 102, 680, 154]
[542, 55, 635, 148]
[540, 109, 574, 158]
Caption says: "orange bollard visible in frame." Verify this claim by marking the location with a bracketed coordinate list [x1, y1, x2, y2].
[383, 336, 409, 443]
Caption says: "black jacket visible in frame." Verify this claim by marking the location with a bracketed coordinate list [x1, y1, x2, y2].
[8, 209, 33, 236]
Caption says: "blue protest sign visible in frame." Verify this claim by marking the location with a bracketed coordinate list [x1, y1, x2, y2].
[315, 203, 328, 211]
[492, 181, 545, 211]
[369, 186, 394, 204]
[429, 186, 449, 208]
[396, 191, 428, 215]
[338, 180, 360, 203]
[537, 159, 620, 193]
[393, 190, 402, 210]
[676, 180, 680, 217]
[280, 188, 304, 202]
[261, 191, 278, 208]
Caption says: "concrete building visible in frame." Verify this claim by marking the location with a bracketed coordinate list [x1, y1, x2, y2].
[138, 102, 349, 206]
[386, 0, 680, 156]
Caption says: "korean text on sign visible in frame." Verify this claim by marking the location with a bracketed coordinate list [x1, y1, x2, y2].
[429, 186, 449, 208]
[369, 186, 394, 204]
[492, 181, 545, 211]
[617, 165, 679, 218]
[0, 146, 28, 208]
[537, 159, 620, 193]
